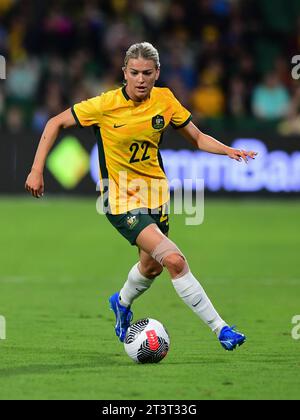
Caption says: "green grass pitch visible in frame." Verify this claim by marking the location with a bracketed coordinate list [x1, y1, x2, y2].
[0, 197, 300, 400]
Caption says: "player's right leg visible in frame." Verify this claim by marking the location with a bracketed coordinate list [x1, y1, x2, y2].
[109, 292, 133, 342]
[107, 208, 167, 342]
[109, 248, 164, 342]
[136, 225, 246, 351]
[138, 247, 164, 280]
[118, 249, 163, 307]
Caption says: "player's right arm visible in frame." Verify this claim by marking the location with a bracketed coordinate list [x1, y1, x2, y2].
[25, 108, 76, 198]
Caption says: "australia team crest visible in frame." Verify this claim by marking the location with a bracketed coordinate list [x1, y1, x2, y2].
[126, 215, 139, 230]
[152, 115, 165, 130]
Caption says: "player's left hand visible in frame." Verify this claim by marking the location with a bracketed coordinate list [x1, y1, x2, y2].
[226, 148, 258, 164]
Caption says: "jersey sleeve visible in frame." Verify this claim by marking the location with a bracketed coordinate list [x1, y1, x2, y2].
[168, 90, 192, 129]
[71, 95, 103, 127]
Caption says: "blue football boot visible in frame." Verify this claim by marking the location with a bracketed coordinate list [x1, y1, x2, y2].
[109, 292, 133, 342]
[219, 326, 246, 351]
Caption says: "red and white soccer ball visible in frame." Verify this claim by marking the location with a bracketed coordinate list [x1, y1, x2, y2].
[124, 318, 170, 364]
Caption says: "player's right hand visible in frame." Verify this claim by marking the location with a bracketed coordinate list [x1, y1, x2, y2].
[25, 168, 44, 199]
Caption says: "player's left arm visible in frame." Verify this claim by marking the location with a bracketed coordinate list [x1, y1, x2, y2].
[178, 121, 257, 163]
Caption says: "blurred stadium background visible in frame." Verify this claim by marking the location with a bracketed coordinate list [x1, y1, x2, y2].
[1, 0, 300, 194]
[1, 0, 300, 401]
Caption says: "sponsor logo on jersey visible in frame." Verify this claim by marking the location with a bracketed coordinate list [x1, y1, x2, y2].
[113, 123, 127, 128]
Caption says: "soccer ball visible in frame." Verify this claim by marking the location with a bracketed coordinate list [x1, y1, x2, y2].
[124, 318, 170, 364]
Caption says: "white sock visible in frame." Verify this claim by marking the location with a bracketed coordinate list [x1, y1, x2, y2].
[172, 271, 227, 335]
[119, 263, 155, 307]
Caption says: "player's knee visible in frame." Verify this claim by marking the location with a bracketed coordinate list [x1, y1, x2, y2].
[141, 261, 163, 279]
[150, 237, 189, 278]
[163, 253, 187, 277]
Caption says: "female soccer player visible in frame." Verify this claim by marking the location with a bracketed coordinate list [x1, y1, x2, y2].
[25, 42, 257, 351]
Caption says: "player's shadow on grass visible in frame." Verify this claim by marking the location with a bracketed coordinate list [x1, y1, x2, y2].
[0, 362, 124, 378]
[0, 353, 132, 377]
[0, 355, 227, 377]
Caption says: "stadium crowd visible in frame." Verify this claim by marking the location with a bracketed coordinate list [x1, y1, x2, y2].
[0, 0, 300, 133]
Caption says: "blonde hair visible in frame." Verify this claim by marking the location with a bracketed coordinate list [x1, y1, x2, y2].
[123, 42, 160, 70]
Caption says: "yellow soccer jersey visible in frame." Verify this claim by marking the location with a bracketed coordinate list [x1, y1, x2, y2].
[72, 86, 191, 214]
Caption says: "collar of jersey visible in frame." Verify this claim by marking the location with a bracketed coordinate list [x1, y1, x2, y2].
[122, 85, 131, 101]
[121, 85, 151, 103]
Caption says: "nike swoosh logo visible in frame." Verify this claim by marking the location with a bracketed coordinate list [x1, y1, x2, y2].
[220, 340, 234, 348]
[192, 299, 202, 308]
[114, 124, 126, 128]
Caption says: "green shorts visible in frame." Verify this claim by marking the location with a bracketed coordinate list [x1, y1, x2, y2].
[106, 206, 170, 246]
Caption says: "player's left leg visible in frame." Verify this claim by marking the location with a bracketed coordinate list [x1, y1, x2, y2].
[136, 225, 246, 351]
